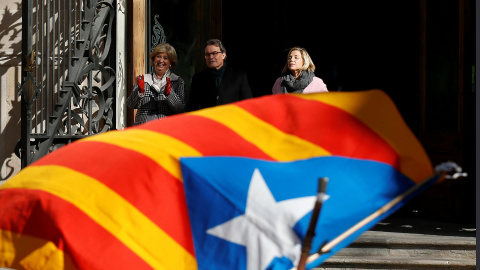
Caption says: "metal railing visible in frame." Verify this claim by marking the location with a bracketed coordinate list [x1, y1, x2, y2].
[19, 0, 116, 168]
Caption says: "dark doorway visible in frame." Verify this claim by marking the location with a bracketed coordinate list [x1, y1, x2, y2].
[223, 1, 420, 130]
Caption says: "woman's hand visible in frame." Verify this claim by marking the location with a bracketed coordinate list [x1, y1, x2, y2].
[137, 75, 145, 94]
[165, 77, 172, 95]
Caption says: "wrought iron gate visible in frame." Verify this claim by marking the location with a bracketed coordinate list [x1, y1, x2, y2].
[19, 0, 117, 168]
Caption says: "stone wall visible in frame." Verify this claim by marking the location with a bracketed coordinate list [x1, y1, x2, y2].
[0, 1, 22, 183]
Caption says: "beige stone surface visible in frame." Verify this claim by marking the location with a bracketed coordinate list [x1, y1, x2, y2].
[0, 5, 22, 56]
[0, 0, 21, 183]
[0, 1, 21, 11]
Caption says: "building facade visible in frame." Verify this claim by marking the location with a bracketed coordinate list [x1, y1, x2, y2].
[0, 0, 475, 223]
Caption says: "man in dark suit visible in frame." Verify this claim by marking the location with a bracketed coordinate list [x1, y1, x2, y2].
[186, 39, 253, 111]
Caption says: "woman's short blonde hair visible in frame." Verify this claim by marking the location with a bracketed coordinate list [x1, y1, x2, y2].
[281, 47, 316, 76]
[150, 43, 178, 68]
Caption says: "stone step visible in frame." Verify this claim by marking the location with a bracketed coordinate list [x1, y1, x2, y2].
[314, 218, 476, 270]
[317, 256, 475, 270]
[335, 230, 476, 258]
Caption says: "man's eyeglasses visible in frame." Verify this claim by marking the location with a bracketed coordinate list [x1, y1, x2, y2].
[205, 51, 223, 58]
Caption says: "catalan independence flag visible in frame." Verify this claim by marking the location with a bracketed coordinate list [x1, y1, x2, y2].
[180, 157, 441, 270]
[0, 90, 435, 269]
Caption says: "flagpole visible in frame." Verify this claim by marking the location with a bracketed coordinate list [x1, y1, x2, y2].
[300, 172, 445, 266]
[297, 177, 329, 270]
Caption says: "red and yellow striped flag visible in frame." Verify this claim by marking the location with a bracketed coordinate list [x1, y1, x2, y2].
[0, 90, 432, 269]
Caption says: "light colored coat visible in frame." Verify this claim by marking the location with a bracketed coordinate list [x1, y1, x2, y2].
[272, 77, 328, 94]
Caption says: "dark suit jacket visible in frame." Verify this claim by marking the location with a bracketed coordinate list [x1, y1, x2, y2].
[187, 64, 253, 111]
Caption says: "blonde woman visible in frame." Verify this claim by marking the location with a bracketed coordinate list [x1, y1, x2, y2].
[127, 43, 185, 125]
[272, 47, 328, 94]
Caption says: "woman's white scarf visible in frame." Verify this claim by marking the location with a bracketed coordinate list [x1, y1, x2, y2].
[150, 70, 171, 93]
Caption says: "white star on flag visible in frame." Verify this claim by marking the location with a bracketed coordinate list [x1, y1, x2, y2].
[207, 168, 316, 270]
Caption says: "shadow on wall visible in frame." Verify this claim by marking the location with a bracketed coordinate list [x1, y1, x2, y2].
[0, 3, 22, 181]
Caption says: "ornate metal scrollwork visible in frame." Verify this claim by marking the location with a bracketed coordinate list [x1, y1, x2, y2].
[20, 0, 117, 166]
[62, 0, 116, 135]
[25, 51, 35, 72]
[151, 14, 166, 51]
